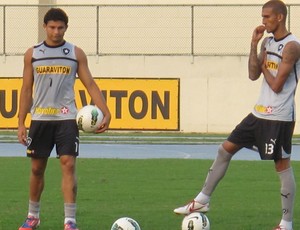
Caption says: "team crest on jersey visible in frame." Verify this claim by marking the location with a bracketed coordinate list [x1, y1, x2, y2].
[62, 48, 70, 55]
[254, 104, 273, 114]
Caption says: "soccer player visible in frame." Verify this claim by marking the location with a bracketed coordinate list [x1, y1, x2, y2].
[174, 1, 300, 230]
[17, 8, 111, 230]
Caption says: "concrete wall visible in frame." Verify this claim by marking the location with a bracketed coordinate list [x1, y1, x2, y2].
[37, 0, 300, 5]
[1, 1, 300, 133]
[0, 0, 299, 6]
[4, 54, 300, 133]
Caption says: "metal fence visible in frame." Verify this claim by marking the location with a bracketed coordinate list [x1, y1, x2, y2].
[1, 4, 300, 56]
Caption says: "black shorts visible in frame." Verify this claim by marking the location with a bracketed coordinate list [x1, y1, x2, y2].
[26, 120, 79, 158]
[227, 113, 295, 160]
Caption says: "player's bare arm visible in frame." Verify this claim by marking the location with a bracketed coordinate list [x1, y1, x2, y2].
[262, 41, 300, 93]
[76, 46, 111, 133]
[18, 47, 34, 145]
[248, 25, 267, 81]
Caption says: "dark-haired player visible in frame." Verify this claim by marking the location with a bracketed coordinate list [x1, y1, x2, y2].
[18, 8, 111, 230]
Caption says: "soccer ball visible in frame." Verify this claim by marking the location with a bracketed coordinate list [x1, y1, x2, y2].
[111, 217, 141, 230]
[76, 105, 103, 133]
[181, 212, 210, 230]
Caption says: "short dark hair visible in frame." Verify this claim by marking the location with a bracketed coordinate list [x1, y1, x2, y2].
[44, 8, 68, 25]
[263, 0, 287, 19]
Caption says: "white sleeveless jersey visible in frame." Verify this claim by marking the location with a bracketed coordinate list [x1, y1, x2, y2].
[252, 34, 300, 121]
[30, 41, 78, 120]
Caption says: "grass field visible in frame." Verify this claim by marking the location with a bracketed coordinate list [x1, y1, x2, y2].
[2, 129, 300, 145]
[0, 157, 299, 230]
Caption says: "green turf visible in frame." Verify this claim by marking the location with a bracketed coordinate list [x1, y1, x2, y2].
[0, 157, 299, 230]
[2, 129, 300, 144]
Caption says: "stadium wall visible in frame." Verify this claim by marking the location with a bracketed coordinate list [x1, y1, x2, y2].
[2, 53, 295, 134]
[1, 1, 300, 134]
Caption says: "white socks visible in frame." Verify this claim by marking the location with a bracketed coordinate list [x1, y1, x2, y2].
[64, 203, 77, 224]
[200, 145, 233, 197]
[28, 200, 40, 218]
[278, 167, 295, 230]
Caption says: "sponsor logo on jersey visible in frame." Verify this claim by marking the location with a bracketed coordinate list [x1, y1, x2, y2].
[35, 65, 71, 74]
[61, 106, 69, 114]
[266, 60, 278, 70]
[254, 104, 273, 114]
[39, 48, 46, 54]
[34, 107, 60, 115]
[34, 106, 70, 115]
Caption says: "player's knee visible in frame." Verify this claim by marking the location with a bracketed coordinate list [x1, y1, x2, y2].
[275, 158, 291, 172]
[60, 156, 76, 168]
[31, 166, 45, 177]
[218, 145, 233, 161]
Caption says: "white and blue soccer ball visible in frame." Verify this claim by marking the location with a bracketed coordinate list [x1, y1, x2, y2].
[111, 217, 141, 230]
[181, 212, 210, 230]
[76, 105, 103, 133]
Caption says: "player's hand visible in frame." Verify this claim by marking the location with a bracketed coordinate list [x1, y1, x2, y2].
[95, 113, 111, 133]
[252, 25, 265, 44]
[17, 125, 28, 146]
